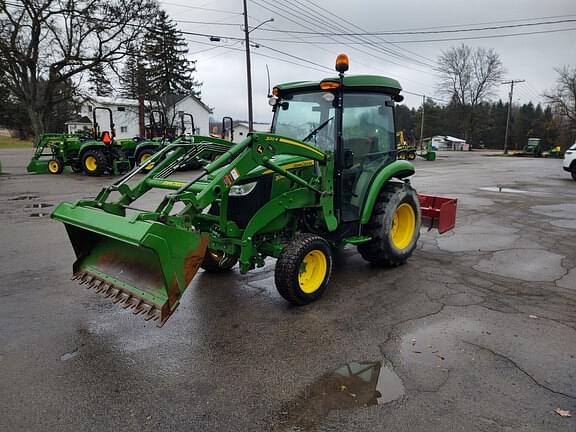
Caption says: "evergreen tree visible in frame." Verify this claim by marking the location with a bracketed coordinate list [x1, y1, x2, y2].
[88, 62, 114, 97]
[119, 52, 141, 99]
[144, 10, 201, 101]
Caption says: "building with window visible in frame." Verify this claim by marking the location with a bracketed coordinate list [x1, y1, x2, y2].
[77, 94, 212, 139]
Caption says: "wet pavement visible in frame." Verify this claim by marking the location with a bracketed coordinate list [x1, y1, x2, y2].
[1, 149, 575, 431]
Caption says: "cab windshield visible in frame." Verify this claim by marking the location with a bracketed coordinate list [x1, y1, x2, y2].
[271, 91, 336, 152]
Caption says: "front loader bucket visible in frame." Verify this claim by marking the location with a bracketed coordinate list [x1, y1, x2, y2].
[52, 203, 208, 326]
[27, 159, 50, 174]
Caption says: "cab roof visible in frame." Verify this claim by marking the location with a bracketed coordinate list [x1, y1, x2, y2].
[275, 74, 402, 94]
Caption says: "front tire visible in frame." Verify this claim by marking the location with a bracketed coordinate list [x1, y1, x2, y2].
[571, 164, 576, 181]
[275, 234, 333, 306]
[81, 149, 107, 176]
[358, 182, 421, 267]
[47, 158, 64, 175]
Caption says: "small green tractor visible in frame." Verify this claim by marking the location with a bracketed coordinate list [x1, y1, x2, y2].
[27, 107, 131, 176]
[51, 55, 457, 326]
[134, 111, 232, 171]
[395, 131, 416, 160]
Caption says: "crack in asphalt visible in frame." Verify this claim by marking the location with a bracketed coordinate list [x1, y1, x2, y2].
[463, 341, 576, 401]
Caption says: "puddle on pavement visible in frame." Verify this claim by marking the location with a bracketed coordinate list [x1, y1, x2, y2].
[29, 213, 49, 217]
[479, 186, 529, 194]
[9, 194, 39, 200]
[278, 361, 404, 431]
[25, 203, 53, 209]
[60, 349, 79, 361]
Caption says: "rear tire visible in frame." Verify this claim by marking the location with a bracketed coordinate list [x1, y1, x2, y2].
[201, 250, 238, 273]
[81, 149, 107, 176]
[358, 182, 421, 267]
[275, 234, 332, 306]
[571, 164, 576, 181]
[47, 158, 64, 175]
[407, 151, 416, 160]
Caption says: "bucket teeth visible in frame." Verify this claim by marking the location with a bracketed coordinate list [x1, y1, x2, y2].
[72, 270, 167, 327]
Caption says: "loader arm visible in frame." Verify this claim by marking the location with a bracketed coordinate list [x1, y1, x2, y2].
[51, 133, 331, 326]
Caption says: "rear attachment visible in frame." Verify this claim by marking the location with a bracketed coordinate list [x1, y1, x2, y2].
[418, 194, 457, 234]
[54, 203, 208, 326]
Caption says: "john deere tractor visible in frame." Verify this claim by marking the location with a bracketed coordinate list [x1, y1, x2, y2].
[27, 107, 130, 176]
[133, 111, 232, 171]
[51, 54, 457, 326]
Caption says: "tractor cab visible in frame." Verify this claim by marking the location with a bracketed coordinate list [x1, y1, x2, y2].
[269, 59, 407, 223]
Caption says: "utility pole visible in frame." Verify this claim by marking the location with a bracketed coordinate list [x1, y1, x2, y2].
[241, 1, 273, 133]
[242, 0, 253, 132]
[419, 95, 425, 149]
[502, 79, 525, 154]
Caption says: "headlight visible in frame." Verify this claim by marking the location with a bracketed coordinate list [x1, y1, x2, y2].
[229, 181, 257, 196]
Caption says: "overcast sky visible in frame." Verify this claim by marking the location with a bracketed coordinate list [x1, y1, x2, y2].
[161, 0, 576, 123]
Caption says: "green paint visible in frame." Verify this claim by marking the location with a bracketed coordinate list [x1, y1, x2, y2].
[275, 74, 402, 93]
[359, 160, 415, 225]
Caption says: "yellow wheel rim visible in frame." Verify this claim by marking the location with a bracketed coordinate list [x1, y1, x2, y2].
[48, 160, 60, 173]
[391, 203, 416, 250]
[84, 156, 98, 172]
[298, 250, 327, 294]
[140, 153, 155, 170]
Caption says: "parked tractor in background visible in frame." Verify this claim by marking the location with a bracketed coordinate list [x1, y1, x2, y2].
[27, 107, 131, 176]
[396, 131, 416, 160]
[51, 54, 457, 327]
[521, 137, 544, 157]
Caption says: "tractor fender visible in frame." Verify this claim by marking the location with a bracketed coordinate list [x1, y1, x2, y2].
[134, 141, 162, 155]
[359, 160, 415, 225]
[78, 141, 107, 157]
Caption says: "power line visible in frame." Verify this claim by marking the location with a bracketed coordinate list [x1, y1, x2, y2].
[175, 19, 242, 26]
[249, 0, 433, 75]
[159, 2, 243, 15]
[248, 17, 576, 36]
[296, 0, 436, 67]
[388, 27, 576, 44]
[403, 90, 448, 104]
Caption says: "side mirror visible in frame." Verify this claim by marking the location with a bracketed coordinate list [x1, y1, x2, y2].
[344, 149, 354, 169]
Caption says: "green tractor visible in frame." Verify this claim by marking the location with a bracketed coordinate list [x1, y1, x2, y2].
[27, 107, 131, 176]
[133, 111, 232, 171]
[51, 54, 457, 326]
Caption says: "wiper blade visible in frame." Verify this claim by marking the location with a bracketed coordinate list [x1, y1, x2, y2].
[302, 116, 334, 143]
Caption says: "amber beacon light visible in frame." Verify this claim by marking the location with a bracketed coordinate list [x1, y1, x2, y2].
[335, 53, 349, 73]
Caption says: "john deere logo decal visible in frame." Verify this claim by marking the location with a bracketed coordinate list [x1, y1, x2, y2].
[256, 144, 264, 154]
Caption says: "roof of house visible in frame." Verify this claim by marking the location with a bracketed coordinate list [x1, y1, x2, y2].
[235, 122, 270, 132]
[65, 115, 92, 125]
[173, 93, 212, 113]
[85, 95, 140, 107]
[83, 94, 212, 113]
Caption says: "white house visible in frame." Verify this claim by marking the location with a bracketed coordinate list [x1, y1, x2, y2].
[229, 122, 271, 143]
[170, 95, 212, 136]
[78, 94, 212, 139]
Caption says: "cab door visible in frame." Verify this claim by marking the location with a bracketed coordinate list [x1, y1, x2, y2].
[340, 93, 396, 222]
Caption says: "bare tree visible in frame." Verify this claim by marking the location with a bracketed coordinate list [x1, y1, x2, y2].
[0, 0, 156, 138]
[544, 66, 576, 128]
[436, 44, 504, 144]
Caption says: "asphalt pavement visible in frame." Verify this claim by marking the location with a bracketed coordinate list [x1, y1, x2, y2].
[1, 149, 575, 431]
